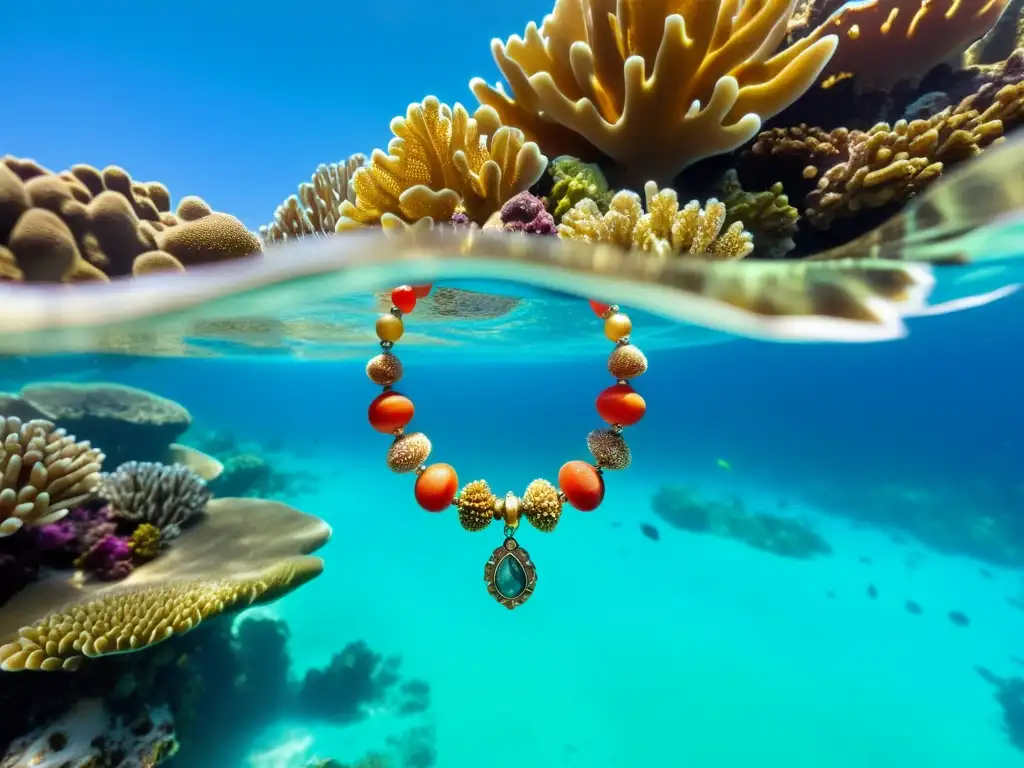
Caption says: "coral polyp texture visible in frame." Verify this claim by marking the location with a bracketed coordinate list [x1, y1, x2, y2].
[0, 416, 104, 536]
[790, 0, 1013, 89]
[99, 461, 211, 540]
[0, 155, 260, 281]
[559, 182, 754, 259]
[260, 153, 367, 244]
[469, 0, 840, 186]
[336, 96, 548, 229]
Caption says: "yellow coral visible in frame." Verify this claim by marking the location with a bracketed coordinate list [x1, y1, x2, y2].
[470, 0, 839, 186]
[718, 170, 799, 259]
[336, 97, 547, 229]
[130, 523, 163, 560]
[558, 182, 754, 260]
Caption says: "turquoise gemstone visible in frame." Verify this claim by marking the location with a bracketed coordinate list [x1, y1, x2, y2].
[495, 554, 527, 599]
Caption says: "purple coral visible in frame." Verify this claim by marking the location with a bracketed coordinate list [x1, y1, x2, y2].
[76, 534, 133, 581]
[498, 192, 557, 235]
[33, 504, 116, 559]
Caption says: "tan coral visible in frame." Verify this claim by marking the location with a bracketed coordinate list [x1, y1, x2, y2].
[0, 497, 330, 671]
[794, 0, 1012, 89]
[336, 97, 547, 229]
[260, 154, 366, 244]
[470, 0, 839, 187]
[559, 182, 754, 259]
[0, 416, 104, 536]
[717, 170, 799, 258]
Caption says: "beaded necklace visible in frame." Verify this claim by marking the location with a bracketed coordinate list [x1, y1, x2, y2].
[365, 283, 648, 609]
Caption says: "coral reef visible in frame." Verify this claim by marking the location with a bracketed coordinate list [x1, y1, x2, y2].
[0, 155, 260, 281]
[559, 182, 754, 259]
[261, 154, 367, 244]
[976, 666, 1024, 751]
[100, 461, 211, 540]
[485, 191, 558, 234]
[651, 485, 832, 559]
[543, 155, 613, 221]
[471, 0, 840, 186]
[717, 170, 799, 258]
[336, 96, 547, 229]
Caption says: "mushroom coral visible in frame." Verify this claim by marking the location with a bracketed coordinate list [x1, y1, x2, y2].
[336, 96, 548, 229]
[0, 497, 330, 671]
[470, 0, 840, 187]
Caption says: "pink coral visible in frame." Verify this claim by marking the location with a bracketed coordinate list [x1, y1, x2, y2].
[498, 192, 557, 235]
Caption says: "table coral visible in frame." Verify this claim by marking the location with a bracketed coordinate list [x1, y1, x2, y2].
[0, 156, 260, 281]
[559, 182, 754, 259]
[791, 0, 1011, 89]
[336, 96, 547, 229]
[470, 0, 839, 187]
[260, 153, 367, 245]
[0, 416, 104, 537]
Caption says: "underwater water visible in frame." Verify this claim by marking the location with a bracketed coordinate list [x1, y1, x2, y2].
[5, 0, 1024, 765]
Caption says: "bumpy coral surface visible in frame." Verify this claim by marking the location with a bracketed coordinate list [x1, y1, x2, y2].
[337, 96, 548, 228]
[471, 0, 839, 186]
[559, 182, 754, 259]
[0, 417, 104, 536]
[0, 156, 261, 281]
[100, 461, 211, 540]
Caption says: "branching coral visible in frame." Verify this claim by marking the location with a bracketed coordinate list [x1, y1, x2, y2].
[558, 182, 754, 259]
[791, 0, 1011, 89]
[260, 154, 367, 245]
[470, 0, 840, 186]
[0, 156, 261, 281]
[546, 155, 613, 221]
[718, 170, 799, 258]
[336, 96, 547, 229]
[0, 417, 104, 536]
[99, 461, 211, 540]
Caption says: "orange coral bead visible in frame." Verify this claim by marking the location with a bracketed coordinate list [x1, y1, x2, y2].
[558, 461, 604, 511]
[415, 463, 459, 513]
[391, 285, 417, 314]
[589, 299, 610, 317]
[412, 284, 433, 298]
[367, 392, 414, 434]
[596, 383, 646, 426]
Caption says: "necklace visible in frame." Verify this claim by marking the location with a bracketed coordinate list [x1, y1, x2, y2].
[365, 283, 648, 609]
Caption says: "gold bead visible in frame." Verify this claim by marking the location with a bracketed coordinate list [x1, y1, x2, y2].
[386, 432, 431, 473]
[608, 344, 647, 379]
[456, 480, 496, 532]
[375, 313, 404, 343]
[502, 492, 522, 530]
[587, 428, 631, 470]
[604, 312, 632, 342]
[366, 352, 403, 386]
[522, 478, 563, 533]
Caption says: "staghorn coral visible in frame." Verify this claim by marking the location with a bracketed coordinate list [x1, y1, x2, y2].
[470, 0, 840, 187]
[717, 169, 799, 259]
[0, 497, 330, 671]
[791, 0, 1011, 89]
[545, 155, 613, 221]
[260, 154, 367, 245]
[99, 461, 211, 540]
[336, 96, 547, 229]
[0, 156, 260, 281]
[558, 182, 754, 259]
[0, 416, 104, 537]
[804, 82, 1024, 227]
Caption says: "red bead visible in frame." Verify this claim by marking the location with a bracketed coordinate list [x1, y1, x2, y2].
[589, 299, 611, 317]
[412, 284, 433, 298]
[368, 392, 414, 433]
[391, 285, 417, 314]
[558, 461, 604, 511]
[415, 463, 459, 512]
[596, 383, 646, 426]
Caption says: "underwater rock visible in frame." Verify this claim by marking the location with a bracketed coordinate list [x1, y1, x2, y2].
[975, 666, 1024, 752]
[651, 486, 831, 559]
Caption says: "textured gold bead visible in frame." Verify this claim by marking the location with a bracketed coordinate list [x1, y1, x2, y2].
[587, 428, 631, 470]
[456, 480, 496, 532]
[604, 312, 632, 342]
[375, 313, 404, 343]
[366, 352, 403, 386]
[386, 432, 431, 473]
[608, 344, 647, 379]
[522, 478, 563, 533]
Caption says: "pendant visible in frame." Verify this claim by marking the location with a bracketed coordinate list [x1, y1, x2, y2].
[483, 532, 537, 610]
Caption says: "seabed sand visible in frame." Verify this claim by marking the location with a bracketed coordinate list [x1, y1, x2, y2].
[244, 451, 1024, 768]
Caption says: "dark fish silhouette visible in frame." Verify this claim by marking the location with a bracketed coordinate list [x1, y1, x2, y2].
[904, 600, 922, 615]
[948, 610, 971, 627]
[867, 584, 878, 599]
[640, 523, 660, 542]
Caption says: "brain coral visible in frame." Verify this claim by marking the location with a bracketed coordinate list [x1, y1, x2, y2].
[0, 155, 261, 281]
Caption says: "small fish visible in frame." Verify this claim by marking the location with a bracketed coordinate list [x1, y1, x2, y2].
[716, 458, 731, 470]
[948, 610, 970, 627]
[867, 583, 878, 599]
[640, 523, 660, 542]
[904, 600, 922, 615]
[858, 556, 872, 565]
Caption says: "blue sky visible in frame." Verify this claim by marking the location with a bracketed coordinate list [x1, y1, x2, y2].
[0, 0, 552, 229]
